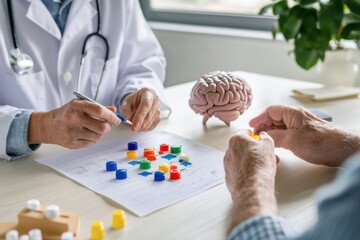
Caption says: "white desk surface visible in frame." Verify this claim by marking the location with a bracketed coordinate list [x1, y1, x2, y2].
[1, 71, 359, 239]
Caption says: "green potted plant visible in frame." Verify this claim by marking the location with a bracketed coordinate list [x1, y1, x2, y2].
[260, 0, 360, 86]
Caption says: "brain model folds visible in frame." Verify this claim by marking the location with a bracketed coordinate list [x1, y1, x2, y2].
[189, 71, 253, 126]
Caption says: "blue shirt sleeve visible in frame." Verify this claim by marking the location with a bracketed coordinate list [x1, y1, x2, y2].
[227, 215, 296, 240]
[228, 153, 360, 240]
[6, 110, 40, 158]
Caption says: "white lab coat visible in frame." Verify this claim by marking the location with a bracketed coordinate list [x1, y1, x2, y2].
[0, 0, 168, 160]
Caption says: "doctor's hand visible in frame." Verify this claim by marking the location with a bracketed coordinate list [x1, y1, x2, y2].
[249, 105, 360, 167]
[120, 88, 161, 132]
[28, 100, 121, 149]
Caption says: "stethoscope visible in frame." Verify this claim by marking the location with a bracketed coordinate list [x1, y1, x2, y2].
[7, 0, 109, 101]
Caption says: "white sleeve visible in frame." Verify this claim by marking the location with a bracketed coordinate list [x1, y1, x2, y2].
[114, 0, 171, 117]
[0, 105, 22, 160]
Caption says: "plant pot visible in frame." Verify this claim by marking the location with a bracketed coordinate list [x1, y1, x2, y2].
[317, 49, 359, 87]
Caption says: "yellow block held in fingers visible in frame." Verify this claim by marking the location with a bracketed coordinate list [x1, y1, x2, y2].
[249, 131, 260, 140]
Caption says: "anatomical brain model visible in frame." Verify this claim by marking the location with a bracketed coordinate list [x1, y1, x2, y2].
[189, 71, 253, 125]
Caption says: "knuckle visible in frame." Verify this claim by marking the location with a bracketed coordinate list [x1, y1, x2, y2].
[98, 123, 110, 134]
[98, 124, 107, 134]
[69, 99, 79, 107]
[143, 98, 153, 108]
[228, 135, 239, 147]
[141, 87, 151, 93]
[94, 105, 104, 115]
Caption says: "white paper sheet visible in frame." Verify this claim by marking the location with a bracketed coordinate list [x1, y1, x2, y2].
[36, 131, 225, 217]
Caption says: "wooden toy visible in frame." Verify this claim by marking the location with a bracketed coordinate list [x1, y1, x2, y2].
[0, 202, 79, 240]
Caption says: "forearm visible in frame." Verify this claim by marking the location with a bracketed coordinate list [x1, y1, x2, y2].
[230, 173, 277, 230]
[324, 127, 360, 166]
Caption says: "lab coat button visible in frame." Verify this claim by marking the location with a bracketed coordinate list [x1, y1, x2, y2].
[63, 71, 72, 84]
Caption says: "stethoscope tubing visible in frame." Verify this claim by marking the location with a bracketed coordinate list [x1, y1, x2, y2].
[7, 0, 110, 101]
[7, 0, 18, 50]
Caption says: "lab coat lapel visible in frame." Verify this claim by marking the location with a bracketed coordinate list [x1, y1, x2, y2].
[57, 0, 97, 104]
[61, 0, 97, 43]
[25, 0, 61, 40]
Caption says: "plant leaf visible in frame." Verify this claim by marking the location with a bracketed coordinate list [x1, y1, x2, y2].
[300, 8, 318, 35]
[319, 0, 344, 37]
[259, 3, 274, 15]
[272, 22, 280, 39]
[297, 0, 318, 5]
[341, 22, 360, 40]
[294, 33, 327, 69]
[281, 6, 304, 40]
[343, 0, 360, 15]
[294, 48, 319, 70]
[272, 0, 288, 15]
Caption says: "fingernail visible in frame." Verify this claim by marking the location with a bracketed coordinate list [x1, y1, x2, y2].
[133, 122, 140, 131]
[260, 131, 267, 137]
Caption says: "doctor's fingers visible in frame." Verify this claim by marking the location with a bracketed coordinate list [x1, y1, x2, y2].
[65, 128, 103, 147]
[80, 116, 113, 135]
[131, 96, 155, 131]
[68, 139, 98, 149]
[80, 101, 121, 125]
[139, 108, 161, 132]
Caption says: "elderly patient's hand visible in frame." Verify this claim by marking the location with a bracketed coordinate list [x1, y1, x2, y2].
[120, 88, 161, 132]
[28, 99, 121, 148]
[224, 130, 278, 227]
[249, 105, 360, 167]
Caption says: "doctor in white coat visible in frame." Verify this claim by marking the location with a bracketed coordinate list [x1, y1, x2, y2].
[0, 0, 168, 160]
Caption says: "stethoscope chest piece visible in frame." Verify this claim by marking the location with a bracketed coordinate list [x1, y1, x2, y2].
[9, 48, 34, 75]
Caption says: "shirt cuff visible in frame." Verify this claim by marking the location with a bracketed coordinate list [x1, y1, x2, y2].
[6, 110, 40, 158]
[228, 215, 296, 240]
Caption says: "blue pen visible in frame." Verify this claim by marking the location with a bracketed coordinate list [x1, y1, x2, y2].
[73, 91, 132, 126]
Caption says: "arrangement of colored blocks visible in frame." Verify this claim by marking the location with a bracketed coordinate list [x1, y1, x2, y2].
[105, 142, 189, 182]
[126, 141, 138, 160]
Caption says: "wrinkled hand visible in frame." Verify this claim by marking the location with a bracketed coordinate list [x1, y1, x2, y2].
[224, 130, 277, 200]
[249, 105, 360, 167]
[120, 88, 161, 132]
[224, 130, 278, 227]
[28, 99, 121, 148]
